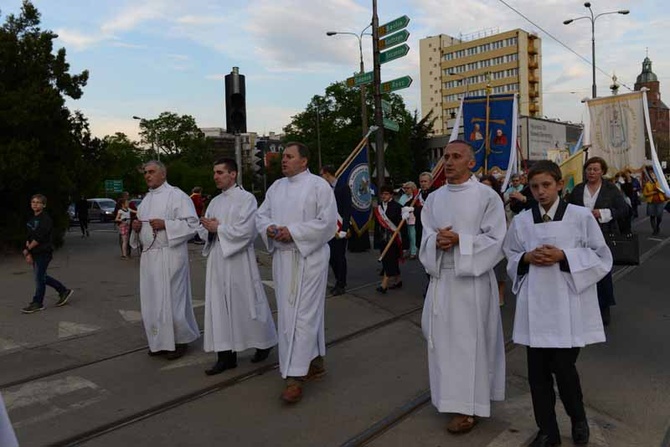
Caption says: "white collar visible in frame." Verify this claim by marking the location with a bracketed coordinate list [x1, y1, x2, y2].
[540, 198, 560, 220]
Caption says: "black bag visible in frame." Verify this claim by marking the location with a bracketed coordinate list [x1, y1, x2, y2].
[605, 232, 640, 265]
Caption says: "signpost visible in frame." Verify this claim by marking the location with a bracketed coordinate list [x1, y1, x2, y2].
[380, 76, 413, 93]
[346, 71, 374, 87]
[383, 118, 399, 132]
[378, 15, 410, 37]
[379, 44, 409, 64]
[104, 180, 123, 193]
[379, 29, 410, 50]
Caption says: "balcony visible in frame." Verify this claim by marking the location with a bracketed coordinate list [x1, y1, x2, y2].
[528, 60, 539, 70]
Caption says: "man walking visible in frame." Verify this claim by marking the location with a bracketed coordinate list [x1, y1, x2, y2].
[320, 165, 352, 296]
[198, 158, 277, 376]
[256, 142, 338, 404]
[21, 194, 74, 313]
[418, 140, 507, 434]
[131, 160, 200, 360]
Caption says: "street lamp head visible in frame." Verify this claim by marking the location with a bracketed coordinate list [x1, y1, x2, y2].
[618, 10, 630, 15]
[584, 2, 591, 8]
[326, 31, 337, 36]
[132, 116, 142, 120]
[563, 19, 573, 25]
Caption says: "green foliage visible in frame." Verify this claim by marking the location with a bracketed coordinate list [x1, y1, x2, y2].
[0, 1, 89, 249]
[137, 112, 207, 159]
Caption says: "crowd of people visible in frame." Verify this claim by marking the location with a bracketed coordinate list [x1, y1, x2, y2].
[13, 137, 669, 447]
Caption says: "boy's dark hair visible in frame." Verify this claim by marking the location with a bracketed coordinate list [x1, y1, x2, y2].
[320, 165, 336, 175]
[379, 184, 394, 194]
[528, 160, 562, 182]
[284, 141, 310, 160]
[584, 156, 608, 175]
[214, 157, 238, 173]
[31, 194, 47, 206]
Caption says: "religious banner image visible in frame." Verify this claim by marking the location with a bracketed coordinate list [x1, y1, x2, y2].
[559, 149, 585, 196]
[336, 144, 372, 235]
[587, 91, 646, 172]
[463, 94, 516, 175]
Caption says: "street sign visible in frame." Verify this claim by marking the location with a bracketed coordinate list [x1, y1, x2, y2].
[379, 44, 409, 64]
[380, 75, 413, 93]
[378, 15, 410, 37]
[383, 118, 399, 132]
[345, 71, 374, 87]
[379, 29, 410, 51]
[381, 99, 392, 115]
[104, 179, 123, 193]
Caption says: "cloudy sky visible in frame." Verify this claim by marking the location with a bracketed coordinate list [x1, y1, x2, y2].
[1, 0, 667, 140]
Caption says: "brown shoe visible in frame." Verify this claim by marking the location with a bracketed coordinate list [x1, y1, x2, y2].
[281, 382, 303, 404]
[446, 414, 477, 434]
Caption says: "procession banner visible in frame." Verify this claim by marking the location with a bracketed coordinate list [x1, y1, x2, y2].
[586, 91, 647, 173]
[559, 149, 585, 196]
[336, 144, 373, 235]
[462, 93, 517, 177]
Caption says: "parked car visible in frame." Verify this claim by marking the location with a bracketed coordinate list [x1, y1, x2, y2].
[67, 204, 79, 226]
[88, 198, 117, 222]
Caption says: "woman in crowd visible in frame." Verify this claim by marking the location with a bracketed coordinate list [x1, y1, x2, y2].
[114, 198, 135, 259]
[642, 169, 667, 236]
[398, 181, 418, 259]
[566, 157, 628, 326]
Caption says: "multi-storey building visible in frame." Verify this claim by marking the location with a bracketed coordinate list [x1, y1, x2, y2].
[420, 28, 542, 135]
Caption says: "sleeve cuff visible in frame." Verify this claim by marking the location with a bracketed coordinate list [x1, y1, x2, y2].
[517, 253, 530, 276]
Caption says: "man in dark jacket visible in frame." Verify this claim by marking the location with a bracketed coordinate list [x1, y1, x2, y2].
[321, 166, 352, 296]
[21, 194, 73, 314]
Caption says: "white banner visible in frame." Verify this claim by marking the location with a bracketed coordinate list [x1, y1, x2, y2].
[587, 91, 646, 172]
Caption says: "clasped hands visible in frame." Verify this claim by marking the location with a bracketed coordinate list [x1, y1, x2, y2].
[523, 245, 565, 266]
[132, 219, 166, 232]
[200, 217, 220, 233]
[436, 226, 459, 251]
[267, 224, 293, 243]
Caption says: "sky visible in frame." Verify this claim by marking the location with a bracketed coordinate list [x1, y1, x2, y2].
[1, 0, 667, 141]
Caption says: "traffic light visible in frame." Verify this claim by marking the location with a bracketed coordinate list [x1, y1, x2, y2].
[253, 140, 265, 178]
[225, 67, 247, 134]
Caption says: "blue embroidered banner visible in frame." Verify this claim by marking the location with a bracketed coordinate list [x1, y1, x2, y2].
[336, 145, 372, 234]
[463, 94, 515, 175]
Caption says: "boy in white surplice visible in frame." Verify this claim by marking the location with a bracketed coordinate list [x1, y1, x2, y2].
[503, 160, 611, 447]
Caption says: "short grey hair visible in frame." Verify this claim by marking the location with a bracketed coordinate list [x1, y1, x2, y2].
[419, 172, 433, 181]
[143, 160, 166, 173]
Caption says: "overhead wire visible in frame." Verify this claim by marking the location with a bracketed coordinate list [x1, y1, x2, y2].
[495, 0, 634, 92]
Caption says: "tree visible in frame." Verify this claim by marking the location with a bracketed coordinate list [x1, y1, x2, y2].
[0, 1, 89, 249]
[137, 112, 207, 159]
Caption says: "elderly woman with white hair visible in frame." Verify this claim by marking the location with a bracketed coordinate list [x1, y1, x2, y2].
[398, 181, 418, 259]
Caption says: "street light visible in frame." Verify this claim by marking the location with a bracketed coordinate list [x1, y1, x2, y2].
[326, 24, 372, 135]
[448, 71, 470, 98]
[132, 115, 158, 161]
[563, 2, 630, 98]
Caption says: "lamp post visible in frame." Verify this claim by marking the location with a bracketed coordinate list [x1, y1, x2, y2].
[563, 2, 629, 99]
[132, 115, 157, 161]
[326, 24, 372, 135]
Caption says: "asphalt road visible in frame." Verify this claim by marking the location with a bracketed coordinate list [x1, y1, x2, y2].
[0, 214, 668, 447]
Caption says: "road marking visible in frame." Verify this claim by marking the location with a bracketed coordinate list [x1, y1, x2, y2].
[118, 309, 143, 323]
[159, 353, 212, 371]
[4, 376, 107, 428]
[262, 280, 274, 289]
[58, 321, 101, 339]
[192, 299, 205, 308]
[0, 338, 22, 353]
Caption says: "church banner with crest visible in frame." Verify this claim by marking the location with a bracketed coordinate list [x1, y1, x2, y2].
[463, 93, 517, 177]
[336, 144, 372, 235]
[586, 91, 647, 173]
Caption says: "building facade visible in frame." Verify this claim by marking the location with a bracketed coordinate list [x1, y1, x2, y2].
[420, 28, 542, 135]
[634, 56, 669, 160]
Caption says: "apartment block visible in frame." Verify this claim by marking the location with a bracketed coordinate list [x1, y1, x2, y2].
[420, 28, 542, 135]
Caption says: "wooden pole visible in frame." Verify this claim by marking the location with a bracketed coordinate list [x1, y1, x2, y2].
[335, 126, 377, 178]
[377, 158, 445, 262]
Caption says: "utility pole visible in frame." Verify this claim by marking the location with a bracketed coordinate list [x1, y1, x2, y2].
[372, 0, 385, 188]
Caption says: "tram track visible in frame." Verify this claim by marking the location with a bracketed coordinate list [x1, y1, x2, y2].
[48, 305, 424, 447]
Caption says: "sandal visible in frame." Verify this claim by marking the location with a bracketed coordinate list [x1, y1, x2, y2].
[447, 414, 477, 434]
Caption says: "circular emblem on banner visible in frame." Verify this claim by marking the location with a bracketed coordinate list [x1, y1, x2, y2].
[348, 163, 371, 212]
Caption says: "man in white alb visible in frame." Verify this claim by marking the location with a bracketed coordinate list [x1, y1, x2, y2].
[131, 160, 200, 360]
[198, 158, 277, 376]
[256, 142, 338, 404]
[419, 140, 507, 434]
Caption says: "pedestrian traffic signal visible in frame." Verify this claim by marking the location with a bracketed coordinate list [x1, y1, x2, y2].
[225, 67, 247, 134]
[253, 141, 265, 178]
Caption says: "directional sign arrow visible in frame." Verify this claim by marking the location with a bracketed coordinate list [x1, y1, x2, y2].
[379, 44, 409, 65]
[378, 15, 410, 37]
[383, 118, 400, 132]
[379, 29, 410, 51]
[346, 71, 374, 87]
[380, 75, 413, 93]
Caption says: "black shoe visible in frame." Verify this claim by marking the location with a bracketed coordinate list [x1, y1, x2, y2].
[572, 420, 589, 445]
[205, 351, 237, 375]
[388, 281, 403, 290]
[376, 286, 387, 294]
[331, 286, 345, 296]
[250, 347, 272, 364]
[529, 431, 561, 447]
[21, 302, 45, 314]
[148, 350, 168, 357]
[56, 289, 74, 307]
[166, 343, 188, 360]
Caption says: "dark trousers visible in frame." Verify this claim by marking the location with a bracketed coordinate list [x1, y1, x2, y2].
[328, 238, 348, 288]
[527, 347, 586, 438]
[78, 215, 89, 235]
[32, 253, 67, 305]
[596, 271, 615, 308]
